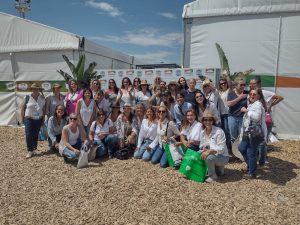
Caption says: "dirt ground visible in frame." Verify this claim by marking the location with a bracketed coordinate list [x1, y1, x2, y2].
[0, 127, 299, 225]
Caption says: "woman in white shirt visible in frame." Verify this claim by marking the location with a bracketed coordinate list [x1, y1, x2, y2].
[238, 88, 267, 179]
[89, 110, 118, 159]
[76, 88, 97, 136]
[199, 111, 229, 183]
[21, 83, 46, 159]
[134, 107, 157, 159]
[178, 109, 202, 151]
[143, 106, 180, 168]
[135, 80, 152, 107]
[116, 77, 135, 107]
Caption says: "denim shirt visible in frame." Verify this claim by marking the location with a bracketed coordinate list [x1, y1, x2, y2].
[47, 116, 68, 144]
[174, 102, 193, 128]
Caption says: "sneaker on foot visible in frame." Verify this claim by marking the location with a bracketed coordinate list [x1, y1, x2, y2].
[26, 151, 33, 159]
[205, 175, 218, 183]
[33, 150, 41, 155]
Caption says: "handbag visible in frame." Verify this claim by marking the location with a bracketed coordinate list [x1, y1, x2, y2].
[244, 107, 265, 139]
[179, 149, 207, 183]
[77, 144, 89, 168]
[115, 147, 130, 160]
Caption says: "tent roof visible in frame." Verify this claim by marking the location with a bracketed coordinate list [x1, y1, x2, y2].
[183, 0, 300, 18]
[0, 12, 80, 53]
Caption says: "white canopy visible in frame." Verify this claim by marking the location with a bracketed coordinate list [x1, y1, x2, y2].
[182, 0, 300, 139]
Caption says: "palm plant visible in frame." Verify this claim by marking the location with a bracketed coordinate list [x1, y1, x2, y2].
[57, 54, 97, 89]
[215, 43, 254, 81]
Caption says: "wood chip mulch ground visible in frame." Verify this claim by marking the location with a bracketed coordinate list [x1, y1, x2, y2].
[0, 127, 299, 225]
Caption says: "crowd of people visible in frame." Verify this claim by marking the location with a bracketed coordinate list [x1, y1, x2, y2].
[21, 75, 283, 183]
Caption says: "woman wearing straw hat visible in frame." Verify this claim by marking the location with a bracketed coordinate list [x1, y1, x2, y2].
[199, 111, 229, 183]
[21, 83, 46, 158]
[135, 80, 152, 107]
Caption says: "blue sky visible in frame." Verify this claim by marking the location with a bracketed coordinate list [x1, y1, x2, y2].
[1, 0, 192, 64]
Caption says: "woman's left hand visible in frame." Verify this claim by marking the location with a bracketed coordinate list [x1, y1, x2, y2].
[201, 150, 210, 160]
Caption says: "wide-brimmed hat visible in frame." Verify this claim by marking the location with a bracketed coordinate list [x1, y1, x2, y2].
[30, 83, 44, 90]
[168, 80, 178, 86]
[200, 110, 218, 123]
[202, 78, 214, 89]
[140, 80, 149, 86]
[123, 103, 132, 108]
[52, 83, 62, 89]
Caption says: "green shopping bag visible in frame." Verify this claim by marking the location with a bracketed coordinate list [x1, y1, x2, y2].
[179, 149, 207, 183]
[163, 143, 185, 167]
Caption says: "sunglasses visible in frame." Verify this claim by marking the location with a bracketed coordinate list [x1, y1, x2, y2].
[219, 82, 227, 85]
[158, 110, 166, 113]
[203, 85, 209, 88]
[93, 83, 100, 85]
[239, 84, 246, 87]
[70, 117, 77, 121]
[203, 118, 213, 122]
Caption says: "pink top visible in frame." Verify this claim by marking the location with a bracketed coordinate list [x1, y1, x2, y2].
[65, 89, 83, 115]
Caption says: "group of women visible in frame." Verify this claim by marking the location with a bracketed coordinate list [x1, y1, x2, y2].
[21, 75, 273, 182]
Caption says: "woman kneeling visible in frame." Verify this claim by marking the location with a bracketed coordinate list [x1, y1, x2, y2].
[199, 111, 229, 183]
[59, 113, 89, 163]
[89, 110, 118, 159]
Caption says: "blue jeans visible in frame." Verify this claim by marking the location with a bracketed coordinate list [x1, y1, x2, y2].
[206, 154, 229, 177]
[63, 140, 82, 160]
[24, 118, 44, 151]
[134, 138, 153, 159]
[221, 114, 232, 152]
[228, 116, 243, 145]
[142, 146, 156, 161]
[238, 136, 261, 176]
[151, 145, 168, 168]
[94, 134, 118, 158]
[258, 141, 267, 165]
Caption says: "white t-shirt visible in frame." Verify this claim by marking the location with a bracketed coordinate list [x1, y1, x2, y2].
[181, 121, 202, 141]
[90, 119, 113, 141]
[24, 95, 45, 119]
[79, 99, 95, 126]
[137, 119, 157, 148]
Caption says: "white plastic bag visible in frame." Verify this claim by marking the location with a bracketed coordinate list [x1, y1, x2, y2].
[77, 144, 89, 169]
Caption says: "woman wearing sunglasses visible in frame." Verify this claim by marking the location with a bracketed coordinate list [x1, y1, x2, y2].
[59, 113, 89, 163]
[89, 110, 118, 159]
[143, 106, 180, 168]
[199, 111, 229, 183]
[105, 79, 119, 105]
[90, 78, 101, 98]
[238, 88, 267, 179]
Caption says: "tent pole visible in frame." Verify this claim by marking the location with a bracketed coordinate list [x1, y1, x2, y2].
[10, 52, 19, 126]
[274, 15, 282, 114]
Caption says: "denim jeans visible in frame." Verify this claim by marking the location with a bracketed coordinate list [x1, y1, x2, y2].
[142, 146, 156, 161]
[134, 138, 153, 159]
[206, 154, 229, 177]
[24, 118, 44, 151]
[258, 140, 267, 165]
[228, 116, 243, 145]
[221, 114, 232, 152]
[63, 140, 82, 160]
[238, 136, 261, 176]
[94, 134, 118, 158]
[150, 145, 168, 168]
[47, 134, 62, 150]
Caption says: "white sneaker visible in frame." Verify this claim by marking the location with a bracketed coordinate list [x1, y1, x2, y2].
[26, 151, 33, 159]
[33, 150, 41, 155]
[205, 175, 218, 183]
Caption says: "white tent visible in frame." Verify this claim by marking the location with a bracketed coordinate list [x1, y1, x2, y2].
[183, 0, 300, 139]
[0, 12, 140, 126]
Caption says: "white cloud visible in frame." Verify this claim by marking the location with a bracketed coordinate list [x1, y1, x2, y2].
[85, 0, 123, 17]
[131, 51, 174, 64]
[159, 12, 177, 19]
[89, 28, 183, 47]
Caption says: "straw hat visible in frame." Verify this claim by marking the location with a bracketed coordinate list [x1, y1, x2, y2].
[111, 102, 120, 108]
[123, 103, 132, 108]
[200, 110, 218, 124]
[30, 83, 44, 90]
[140, 80, 149, 86]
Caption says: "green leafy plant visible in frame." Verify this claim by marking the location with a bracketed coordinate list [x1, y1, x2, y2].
[215, 43, 254, 81]
[57, 54, 97, 88]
